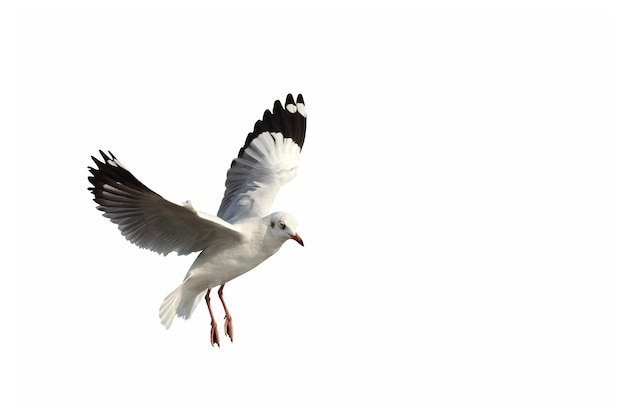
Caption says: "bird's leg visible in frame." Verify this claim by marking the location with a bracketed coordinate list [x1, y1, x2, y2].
[218, 284, 234, 342]
[205, 289, 220, 347]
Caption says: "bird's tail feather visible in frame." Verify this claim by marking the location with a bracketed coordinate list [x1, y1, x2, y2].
[159, 283, 206, 329]
[159, 284, 183, 329]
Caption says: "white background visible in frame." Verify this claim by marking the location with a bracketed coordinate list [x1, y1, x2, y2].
[6, 1, 626, 416]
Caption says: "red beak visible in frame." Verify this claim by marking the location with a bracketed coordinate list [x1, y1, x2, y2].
[290, 233, 304, 247]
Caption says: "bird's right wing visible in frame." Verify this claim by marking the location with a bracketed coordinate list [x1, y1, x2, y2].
[217, 94, 306, 223]
[88, 151, 242, 256]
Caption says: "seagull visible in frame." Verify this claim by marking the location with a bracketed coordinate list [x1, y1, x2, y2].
[87, 94, 306, 346]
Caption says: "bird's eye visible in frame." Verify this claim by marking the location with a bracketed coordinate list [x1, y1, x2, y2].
[279, 221, 286, 230]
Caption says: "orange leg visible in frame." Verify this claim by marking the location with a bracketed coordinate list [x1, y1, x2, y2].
[218, 284, 234, 342]
[205, 289, 220, 347]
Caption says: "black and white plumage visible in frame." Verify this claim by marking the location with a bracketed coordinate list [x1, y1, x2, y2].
[88, 94, 306, 346]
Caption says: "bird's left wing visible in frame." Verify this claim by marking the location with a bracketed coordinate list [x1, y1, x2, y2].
[88, 151, 242, 256]
[217, 94, 307, 223]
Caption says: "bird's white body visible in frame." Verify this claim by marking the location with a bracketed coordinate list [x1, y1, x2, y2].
[159, 214, 293, 328]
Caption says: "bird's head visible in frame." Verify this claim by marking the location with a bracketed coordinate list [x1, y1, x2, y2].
[268, 212, 304, 247]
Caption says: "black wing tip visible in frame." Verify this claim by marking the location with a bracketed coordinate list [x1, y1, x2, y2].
[272, 100, 283, 115]
[87, 150, 157, 199]
[90, 150, 116, 168]
[285, 93, 304, 106]
[241, 93, 307, 152]
[97, 149, 115, 161]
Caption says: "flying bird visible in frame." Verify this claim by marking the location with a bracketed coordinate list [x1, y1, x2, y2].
[87, 94, 306, 346]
